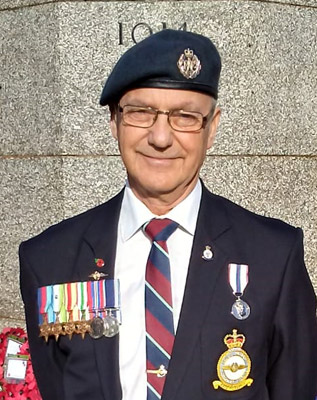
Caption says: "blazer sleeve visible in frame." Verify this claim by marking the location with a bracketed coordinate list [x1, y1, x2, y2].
[19, 241, 66, 400]
[266, 228, 317, 399]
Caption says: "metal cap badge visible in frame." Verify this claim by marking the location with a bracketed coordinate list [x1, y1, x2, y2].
[177, 48, 201, 79]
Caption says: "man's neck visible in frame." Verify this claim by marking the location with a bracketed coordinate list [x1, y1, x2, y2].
[128, 178, 200, 216]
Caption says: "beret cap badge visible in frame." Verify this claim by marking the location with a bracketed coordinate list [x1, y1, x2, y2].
[177, 48, 201, 79]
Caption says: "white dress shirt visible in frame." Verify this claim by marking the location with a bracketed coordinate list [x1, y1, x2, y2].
[114, 180, 202, 400]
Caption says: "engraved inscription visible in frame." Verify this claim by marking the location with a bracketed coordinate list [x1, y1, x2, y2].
[119, 22, 187, 45]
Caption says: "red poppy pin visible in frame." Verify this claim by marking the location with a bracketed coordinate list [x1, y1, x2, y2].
[95, 258, 105, 268]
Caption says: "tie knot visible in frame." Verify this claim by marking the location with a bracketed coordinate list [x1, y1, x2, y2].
[143, 218, 178, 242]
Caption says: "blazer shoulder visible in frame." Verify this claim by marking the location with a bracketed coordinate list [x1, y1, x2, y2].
[203, 187, 301, 244]
[20, 189, 124, 256]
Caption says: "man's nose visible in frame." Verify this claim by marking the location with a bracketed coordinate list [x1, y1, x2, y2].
[147, 113, 173, 148]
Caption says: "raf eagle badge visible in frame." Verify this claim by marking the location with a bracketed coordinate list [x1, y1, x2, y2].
[212, 329, 253, 391]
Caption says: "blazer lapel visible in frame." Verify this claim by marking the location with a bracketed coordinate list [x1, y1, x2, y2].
[163, 186, 234, 399]
[72, 190, 124, 400]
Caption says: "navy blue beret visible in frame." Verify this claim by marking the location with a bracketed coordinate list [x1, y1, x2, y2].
[100, 29, 221, 106]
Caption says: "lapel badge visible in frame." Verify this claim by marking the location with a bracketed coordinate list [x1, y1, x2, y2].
[202, 245, 213, 260]
[177, 48, 201, 79]
[89, 271, 107, 281]
[95, 258, 105, 268]
[212, 329, 253, 391]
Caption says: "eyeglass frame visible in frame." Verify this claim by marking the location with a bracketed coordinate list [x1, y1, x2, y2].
[117, 104, 214, 132]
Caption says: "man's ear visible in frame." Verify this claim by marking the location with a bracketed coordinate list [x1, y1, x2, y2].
[110, 116, 118, 140]
[207, 106, 221, 149]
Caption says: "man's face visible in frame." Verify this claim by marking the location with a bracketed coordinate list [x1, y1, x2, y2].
[111, 87, 220, 206]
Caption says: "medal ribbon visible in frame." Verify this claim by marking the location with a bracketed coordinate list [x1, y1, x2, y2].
[115, 280, 122, 323]
[93, 281, 100, 316]
[99, 280, 106, 317]
[105, 279, 120, 308]
[66, 283, 73, 321]
[59, 284, 67, 322]
[228, 263, 249, 296]
[105, 279, 121, 322]
[38, 286, 47, 324]
[71, 282, 79, 321]
[45, 285, 54, 323]
[53, 284, 62, 322]
[77, 282, 83, 319]
[114, 280, 121, 309]
[87, 281, 94, 318]
[80, 281, 89, 320]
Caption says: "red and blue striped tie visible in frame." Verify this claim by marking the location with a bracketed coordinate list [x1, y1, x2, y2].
[144, 218, 178, 400]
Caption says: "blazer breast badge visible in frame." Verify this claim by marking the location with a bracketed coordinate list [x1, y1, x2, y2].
[212, 329, 253, 391]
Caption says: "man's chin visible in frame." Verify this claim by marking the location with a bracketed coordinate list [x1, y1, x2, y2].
[129, 177, 198, 204]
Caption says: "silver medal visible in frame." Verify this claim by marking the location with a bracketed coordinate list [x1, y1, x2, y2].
[89, 317, 105, 339]
[103, 314, 120, 338]
[231, 299, 250, 320]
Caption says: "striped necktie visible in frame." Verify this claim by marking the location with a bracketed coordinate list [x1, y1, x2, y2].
[143, 218, 178, 400]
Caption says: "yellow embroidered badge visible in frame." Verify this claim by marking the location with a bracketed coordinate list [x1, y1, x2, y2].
[212, 329, 253, 391]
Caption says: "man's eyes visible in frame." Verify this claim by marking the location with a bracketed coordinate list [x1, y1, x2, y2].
[127, 108, 154, 115]
[173, 112, 197, 119]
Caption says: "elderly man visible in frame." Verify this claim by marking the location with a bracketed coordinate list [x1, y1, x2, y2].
[20, 29, 316, 400]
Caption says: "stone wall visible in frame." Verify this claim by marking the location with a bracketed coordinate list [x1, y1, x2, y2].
[0, 0, 316, 329]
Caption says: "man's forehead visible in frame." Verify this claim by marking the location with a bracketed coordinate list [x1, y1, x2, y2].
[119, 87, 214, 110]
[100, 29, 221, 107]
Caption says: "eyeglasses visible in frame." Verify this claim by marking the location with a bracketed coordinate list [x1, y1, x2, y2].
[118, 105, 212, 132]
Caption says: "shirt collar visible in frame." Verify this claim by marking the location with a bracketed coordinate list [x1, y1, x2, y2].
[119, 180, 202, 242]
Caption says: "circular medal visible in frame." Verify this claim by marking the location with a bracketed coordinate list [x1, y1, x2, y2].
[231, 299, 250, 320]
[89, 317, 105, 339]
[103, 315, 120, 338]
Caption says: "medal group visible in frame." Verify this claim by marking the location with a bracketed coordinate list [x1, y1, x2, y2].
[37, 279, 121, 341]
[37, 258, 253, 393]
[212, 263, 253, 392]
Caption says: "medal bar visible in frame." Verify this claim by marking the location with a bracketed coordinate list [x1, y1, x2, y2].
[37, 279, 121, 341]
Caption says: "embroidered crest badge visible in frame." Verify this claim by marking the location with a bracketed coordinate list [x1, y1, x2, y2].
[212, 329, 253, 391]
[177, 48, 201, 79]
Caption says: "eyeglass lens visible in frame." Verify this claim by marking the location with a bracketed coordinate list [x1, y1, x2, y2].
[120, 106, 204, 131]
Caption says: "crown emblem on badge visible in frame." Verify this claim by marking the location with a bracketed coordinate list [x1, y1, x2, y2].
[177, 48, 201, 79]
[224, 329, 245, 349]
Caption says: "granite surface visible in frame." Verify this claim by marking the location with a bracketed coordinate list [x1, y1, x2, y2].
[0, 0, 316, 12]
[1, 1, 316, 156]
[0, 4, 62, 155]
[0, 157, 64, 322]
[0, 0, 316, 327]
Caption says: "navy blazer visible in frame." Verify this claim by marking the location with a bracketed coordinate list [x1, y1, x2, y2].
[19, 184, 317, 400]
